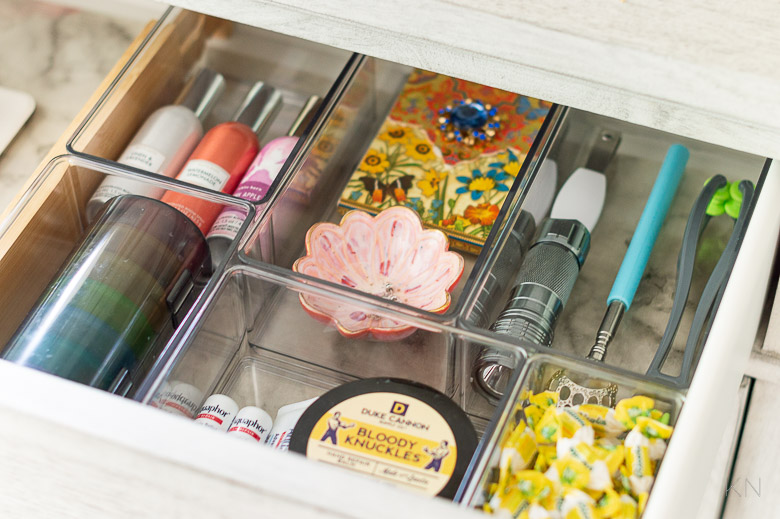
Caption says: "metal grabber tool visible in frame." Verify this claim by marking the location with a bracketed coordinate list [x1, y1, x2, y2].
[550, 144, 688, 407]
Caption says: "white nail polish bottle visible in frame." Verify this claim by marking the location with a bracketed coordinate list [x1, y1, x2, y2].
[85, 68, 226, 222]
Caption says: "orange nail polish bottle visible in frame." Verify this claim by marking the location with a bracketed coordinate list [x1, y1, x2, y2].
[161, 82, 282, 234]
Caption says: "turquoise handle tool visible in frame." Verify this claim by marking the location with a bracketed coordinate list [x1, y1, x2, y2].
[608, 144, 689, 309]
[587, 144, 688, 362]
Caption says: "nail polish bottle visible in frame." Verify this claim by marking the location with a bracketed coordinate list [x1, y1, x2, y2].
[85, 69, 226, 222]
[161, 82, 282, 234]
[206, 95, 320, 265]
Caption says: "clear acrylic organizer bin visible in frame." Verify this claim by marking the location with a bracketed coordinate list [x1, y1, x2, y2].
[142, 263, 530, 433]
[0, 154, 254, 398]
[66, 7, 355, 207]
[237, 54, 565, 324]
[459, 109, 768, 387]
[457, 352, 685, 507]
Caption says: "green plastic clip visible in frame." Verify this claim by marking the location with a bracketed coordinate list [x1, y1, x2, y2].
[704, 177, 753, 219]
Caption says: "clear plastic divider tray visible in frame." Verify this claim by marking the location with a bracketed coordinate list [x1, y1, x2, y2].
[0, 154, 253, 398]
[457, 353, 686, 508]
[239, 55, 564, 322]
[146, 264, 527, 433]
[66, 7, 354, 208]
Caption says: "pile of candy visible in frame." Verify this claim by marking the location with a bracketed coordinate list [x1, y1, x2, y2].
[482, 391, 673, 519]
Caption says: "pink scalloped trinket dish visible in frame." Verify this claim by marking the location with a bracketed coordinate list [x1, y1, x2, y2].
[292, 206, 465, 340]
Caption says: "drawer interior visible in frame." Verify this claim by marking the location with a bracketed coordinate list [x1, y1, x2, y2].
[144, 52, 770, 511]
[0, 5, 772, 515]
[234, 51, 768, 394]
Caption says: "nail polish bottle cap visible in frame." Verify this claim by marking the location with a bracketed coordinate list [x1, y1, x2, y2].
[176, 68, 226, 122]
[233, 82, 283, 137]
[287, 95, 321, 138]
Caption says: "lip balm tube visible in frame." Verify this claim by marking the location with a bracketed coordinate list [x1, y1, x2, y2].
[265, 397, 318, 451]
[227, 406, 273, 443]
[85, 69, 226, 222]
[160, 382, 204, 418]
[206, 96, 320, 265]
[161, 82, 282, 234]
[195, 394, 239, 431]
[149, 381, 172, 408]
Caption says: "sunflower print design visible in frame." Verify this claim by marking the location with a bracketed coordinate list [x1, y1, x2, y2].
[339, 69, 550, 253]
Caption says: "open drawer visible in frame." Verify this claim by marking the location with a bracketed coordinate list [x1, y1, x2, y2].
[0, 6, 779, 519]
[145, 42, 778, 517]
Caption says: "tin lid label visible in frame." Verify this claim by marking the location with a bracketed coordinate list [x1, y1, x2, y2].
[305, 391, 457, 496]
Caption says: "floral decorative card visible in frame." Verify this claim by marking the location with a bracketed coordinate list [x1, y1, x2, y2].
[338, 69, 552, 254]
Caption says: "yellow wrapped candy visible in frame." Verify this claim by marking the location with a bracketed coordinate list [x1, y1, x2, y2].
[637, 492, 648, 515]
[518, 504, 552, 519]
[525, 404, 544, 430]
[559, 440, 599, 470]
[586, 460, 614, 492]
[557, 426, 595, 461]
[625, 444, 653, 478]
[594, 488, 621, 517]
[577, 404, 626, 437]
[636, 416, 673, 440]
[561, 489, 597, 519]
[530, 391, 559, 410]
[548, 458, 590, 490]
[616, 466, 632, 495]
[506, 423, 537, 448]
[614, 396, 654, 429]
[534, 444, 557, 473]
[594, 443, 624, 476]
[484, 392, 675, 518]
[492, 487, 530, 518]
[647, 438, 667, 461]
[499, 427, 538, 487]
[535, 406, 562, 443]
[564, 504, 597, 519]
[629, 475, 654, 497]
[559, 408, 589, 438]
[511, 470, 555, 503]
[618, 494, 638, 519]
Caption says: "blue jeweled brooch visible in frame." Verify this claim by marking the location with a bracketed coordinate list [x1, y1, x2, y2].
[438, 98, 500, 146]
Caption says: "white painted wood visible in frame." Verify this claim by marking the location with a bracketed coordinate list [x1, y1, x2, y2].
[746, 349, 780, 382]
[695, 378, 750, 519]
[644, 160, 780, 518]
[0, 361, 482, 518]
[165, 0, 780, 158]
[723, 380, 778, 518]
[760, 277, 780, 355]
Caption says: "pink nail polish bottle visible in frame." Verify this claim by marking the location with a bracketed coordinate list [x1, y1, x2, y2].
[206, 96, 320, 264]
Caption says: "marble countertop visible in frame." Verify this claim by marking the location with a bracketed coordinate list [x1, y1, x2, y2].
[0, 0, 155, 214]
